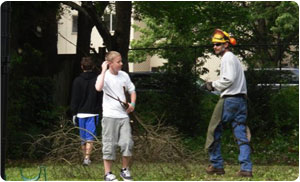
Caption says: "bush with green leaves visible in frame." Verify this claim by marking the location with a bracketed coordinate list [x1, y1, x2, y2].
[7, 47, 64, 159]
[269, 86, 299, 134]
[135, 73, 218, 137]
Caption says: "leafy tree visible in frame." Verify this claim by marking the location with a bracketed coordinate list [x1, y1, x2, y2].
[239, 1, 299, 67]
[130, 2, 298, 135]
[132, 1, 298, 67]
[131, 2, 247, 134]
[72, 2, 95, 78]
[8, 2, 62, 159]
[11, 2, 61, 76]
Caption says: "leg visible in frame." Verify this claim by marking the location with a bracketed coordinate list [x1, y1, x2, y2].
[232, 123, 252, 171]
[120, 156, 133, 180]
[85, 141, 93, 160]
[78, 118, 87, 159]
[102, 117, 119, 173]
[209, 97, 239, 169]
[118, 118, 134, 181]
[118, 118, 134, 169]
[209, 123, 224, 169]
[232, 98, 252, 171]
[81, 144, 86, 158]
[122, 156, 131, 169]
[83, 116, 98, 160]
[103, 159, 118, 181]
[104, 159, 113, 174]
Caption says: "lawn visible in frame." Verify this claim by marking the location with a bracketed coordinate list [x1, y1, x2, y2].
[4, 161, 299, 181]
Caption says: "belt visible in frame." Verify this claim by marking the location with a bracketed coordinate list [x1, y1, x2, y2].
[222, 93, 247, 98]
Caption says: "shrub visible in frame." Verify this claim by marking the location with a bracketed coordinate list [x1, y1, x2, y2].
[6, 48, 64, 159]
[269, 86, 299, 134]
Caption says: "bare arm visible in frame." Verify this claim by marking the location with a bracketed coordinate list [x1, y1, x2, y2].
[95, 61, 109, 91]
[126, 91, 136, 113]
[130, 91, 136, 105]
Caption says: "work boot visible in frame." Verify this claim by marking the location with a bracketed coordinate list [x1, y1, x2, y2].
[205, 165, 225, 175]
[237, 170, 253, 177]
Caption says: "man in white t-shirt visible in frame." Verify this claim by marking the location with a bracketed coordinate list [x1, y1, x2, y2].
[203, 29, 253, 177]
[95, 51, 136, 181]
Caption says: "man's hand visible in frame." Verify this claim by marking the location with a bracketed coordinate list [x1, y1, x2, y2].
[72, 115, 77, 126]
[202, 82, 214, 91]
[126, 103, 135, 113]
[101, 61, 109, 72]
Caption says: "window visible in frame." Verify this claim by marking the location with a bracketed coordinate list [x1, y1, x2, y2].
[245, 68, 299, 89]
[103, 13, 116, 32]
[151, 67, 160, 72]
[72, 15, 78, 33]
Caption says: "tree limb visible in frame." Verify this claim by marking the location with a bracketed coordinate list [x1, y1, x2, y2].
[62, 2, 91, 19]
[62, 1, 113, 50]
[85, 2, 113, 50]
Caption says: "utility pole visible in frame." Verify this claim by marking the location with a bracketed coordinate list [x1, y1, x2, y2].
[1, 1, 11, 180]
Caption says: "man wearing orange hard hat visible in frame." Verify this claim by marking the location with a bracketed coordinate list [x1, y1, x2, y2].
[203, 29, 253, 177]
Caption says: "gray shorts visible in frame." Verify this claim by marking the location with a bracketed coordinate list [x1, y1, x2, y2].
[101, 117, 134, 160]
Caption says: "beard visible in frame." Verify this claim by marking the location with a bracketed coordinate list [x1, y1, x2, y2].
[215, 47, 226, 55]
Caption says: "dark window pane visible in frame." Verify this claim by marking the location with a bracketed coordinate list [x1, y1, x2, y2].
[72, 15, 78, 33]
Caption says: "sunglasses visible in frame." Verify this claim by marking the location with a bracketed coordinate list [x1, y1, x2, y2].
[213, 43, 223, 47]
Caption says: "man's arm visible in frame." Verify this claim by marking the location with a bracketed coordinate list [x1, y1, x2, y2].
[212, 59, 235, 91]
[70, 79, 80, 125]
[126, 91, 136, 113]
[70, 79, 80, 115]
[95, 61, 109, 91]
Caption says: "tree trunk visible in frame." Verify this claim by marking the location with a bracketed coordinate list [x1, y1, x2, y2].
[114, 1, 132, 73]
[10, 2, 60, 76]
[74, 2, 94, 79]
[63, 2, 132, 72]
[42, 4, 59, 76]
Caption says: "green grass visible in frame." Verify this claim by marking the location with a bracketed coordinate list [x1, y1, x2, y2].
[5, 161, 299, 181]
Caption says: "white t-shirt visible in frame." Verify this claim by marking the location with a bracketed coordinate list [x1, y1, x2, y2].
[101, 70, 135, 118]
[77, 113, 98, 118]
[212, 51, 247, 97]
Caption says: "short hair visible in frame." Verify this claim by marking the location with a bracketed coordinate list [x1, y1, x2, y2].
[81, 57, 94, 71]
[105, 51, 121, 62]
